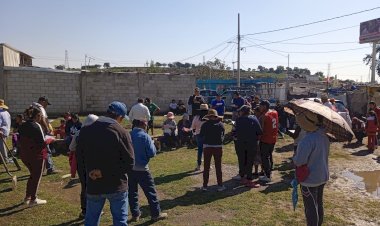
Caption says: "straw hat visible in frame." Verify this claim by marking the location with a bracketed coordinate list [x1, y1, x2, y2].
[0, 99, 9, 110]
[295, 112, 319, 132]
[165, 112, 175, 119]
[203, 109, 223, 120]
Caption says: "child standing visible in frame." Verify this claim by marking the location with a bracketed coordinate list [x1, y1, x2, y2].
[162, 112, 177, 149]
[12, 114, 25, 154]
[366, 111, 378, 152]
[53, 119, 66, 139]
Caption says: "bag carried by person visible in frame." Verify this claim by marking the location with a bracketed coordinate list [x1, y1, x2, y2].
[295, 164, 309, 182]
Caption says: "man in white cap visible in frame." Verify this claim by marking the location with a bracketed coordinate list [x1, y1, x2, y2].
[0, 99, 11, 163]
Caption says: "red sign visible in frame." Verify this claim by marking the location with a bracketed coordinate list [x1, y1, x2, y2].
[359, 18, 380, 44]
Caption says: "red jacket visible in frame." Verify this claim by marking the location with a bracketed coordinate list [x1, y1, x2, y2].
[260, 110, 278, 144]
[366, 116, 378, 134]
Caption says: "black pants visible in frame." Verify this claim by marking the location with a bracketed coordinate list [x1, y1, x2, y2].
[236, 142, 257, 180]
[301, 184, 325, 226]
[260, 142, 275, 178]
[77, 157, 86, 214]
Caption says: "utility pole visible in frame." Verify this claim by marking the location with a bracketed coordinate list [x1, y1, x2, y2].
[287, 54, 290, 69]
[84, 54, 87, 70]
[371, 42, 377, 84]
[237, 13, 241, 87]
[64, 50, 69, 69]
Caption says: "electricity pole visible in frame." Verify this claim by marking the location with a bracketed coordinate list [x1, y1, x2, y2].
[237, 13, 241, 87]
[371, 42, 377, 84]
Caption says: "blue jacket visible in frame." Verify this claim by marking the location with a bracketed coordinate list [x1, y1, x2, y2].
[130, 128, 156, 171]
[235, 115, 263, 145]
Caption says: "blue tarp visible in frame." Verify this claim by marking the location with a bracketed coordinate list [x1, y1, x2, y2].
[197, 78, 276, 91]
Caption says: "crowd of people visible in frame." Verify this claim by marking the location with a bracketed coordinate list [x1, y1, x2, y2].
[2, 88, 380, 226]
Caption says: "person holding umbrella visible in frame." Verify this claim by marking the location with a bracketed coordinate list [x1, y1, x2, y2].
[289, 99, 353, 226]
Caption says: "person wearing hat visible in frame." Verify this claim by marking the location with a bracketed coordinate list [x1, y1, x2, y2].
[32, 96, 58, 175]
[0, 99, 11, 163]
[162, 112, 177, 149]
[211, 94, 225, 117]
[293, 112, 330, 226]
[231, 91, 245, 121]
[128, 120, 168, 222]
[320, 95, 333, 110]
[258, 100, 279, 183]
[77, 101, 134, 225]
[232, 105, 263, 187]
[191, 104, 209, 171]
[69, 114, 99, 218]
[144, 98, 160, 135]
[199, 109, 225, 192]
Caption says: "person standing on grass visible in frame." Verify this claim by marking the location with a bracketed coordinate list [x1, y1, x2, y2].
[211, 94, 225, 117]
[188, 87, 205, 120]
[129, 98, 151, 129]
[77, 101, 134, 226]
[258, 100, 278, 183]
[293, 113, 329, 226]
[232, 105, 262, 188]
[19, 106, 52, 206]
[128, 120, 168, 222]
[368, 101, 380, 140]
[191, 104, 209, 171]
[200, 109, 225, 192]
[69, 114, 99, 219]
[366, 111, 378, 152]
[145, 98, 160, 135]
[0, 99, 11, 163]
[32, 96, 58, 175]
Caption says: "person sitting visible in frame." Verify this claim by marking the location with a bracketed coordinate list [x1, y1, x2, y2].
[352, 117, 366, 145]
[12, 114, 25, 154]
[169, 100, 178, 115]
[177, 100, 187, 115]
[162, 112, 177, 149]
[177, 113, 192, 146]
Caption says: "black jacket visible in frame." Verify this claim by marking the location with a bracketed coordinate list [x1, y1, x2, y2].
[200, 119, 225, 146]
[77, 117, 134, 195]
[235, 115, 263, 144]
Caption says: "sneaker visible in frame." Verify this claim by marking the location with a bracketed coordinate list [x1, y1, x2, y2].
[130, 214, 141, 222]
[259, 175, 271, 183]
[201, 186, 208, 191]
[29, 198, 47, 207]
[217, 185, 226, 192]
[232, 174, 242, 181]
[152, 212, 168, 221]
[23, 198, 31, 205]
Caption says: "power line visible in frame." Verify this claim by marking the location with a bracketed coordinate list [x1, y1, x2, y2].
[244, 38, 358, 45]
[222, 43, 236, 61]
[177, 36, 236, 62]
[242, 40, 288, 57]
[270, 47, 368, 54]
[242, 25, 358, 48]
[243, 6, 380, 36]
[205, 43, 233, 63]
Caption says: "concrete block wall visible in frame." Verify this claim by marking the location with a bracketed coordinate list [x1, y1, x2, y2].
[2, 68, 81, 115]
[0, 68, 196, 115]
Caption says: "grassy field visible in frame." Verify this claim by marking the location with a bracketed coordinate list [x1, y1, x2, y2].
[0, 116, 379, 225]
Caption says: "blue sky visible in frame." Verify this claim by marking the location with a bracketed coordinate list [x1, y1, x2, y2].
[1, 0, 379, 81]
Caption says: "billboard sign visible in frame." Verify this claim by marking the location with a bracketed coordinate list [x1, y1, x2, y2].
[359, 18, 380, 44]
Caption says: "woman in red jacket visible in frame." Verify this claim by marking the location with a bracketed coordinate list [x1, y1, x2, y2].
[366, 111, 378, 152]
[19, 106, 49, 206]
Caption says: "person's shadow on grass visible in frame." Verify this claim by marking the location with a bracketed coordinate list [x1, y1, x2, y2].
[154, 170, 200, 186]
[0, 202, 28, 217]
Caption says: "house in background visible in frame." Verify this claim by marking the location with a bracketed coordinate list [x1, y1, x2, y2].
[0, 43, 33, 67]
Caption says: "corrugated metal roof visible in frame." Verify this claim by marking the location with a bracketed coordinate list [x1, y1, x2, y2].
[0, 43, 33, 58]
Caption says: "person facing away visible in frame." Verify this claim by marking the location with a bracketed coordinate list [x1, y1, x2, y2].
[77, 101, 134, 226]
[234, 105, 263, 187]
[144, 98, 160, 135]
[128, 120, 168, 222]
[199, 109, 226, 192]
[211, 94, 225, 117]
[129, 98, 151, 129]
[293, 112, 330, 226]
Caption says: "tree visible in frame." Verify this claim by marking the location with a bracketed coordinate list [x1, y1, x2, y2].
[268, 68, 274, 73]
[257, 65, 267, 72]
[155, 62, 161, 67]
[275, 65, 285, 74]
[315, 71, 324, 77]
[103, 62, 110, 68]
[363, 44, 380, 77]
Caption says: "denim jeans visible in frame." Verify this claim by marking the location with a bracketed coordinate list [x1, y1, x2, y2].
[195, 135, 204, 166]
[45, 145, 55, 172]
[128, 170, 161, 218]
[85, 191, 128, 226]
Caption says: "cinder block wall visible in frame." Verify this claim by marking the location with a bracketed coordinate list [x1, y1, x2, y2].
[0, 67, 196, 115]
